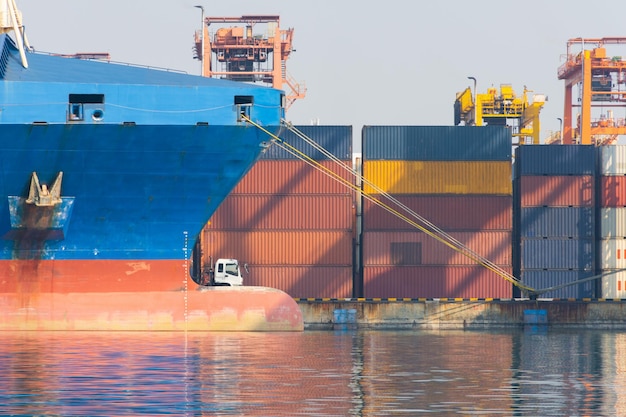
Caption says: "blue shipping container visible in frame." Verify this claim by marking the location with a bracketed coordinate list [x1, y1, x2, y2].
[519, 207, 595, 238]
[513, 145, 596, 177]
[362, 126, 511, 161]
[520, 238, 595, 270]
[262, 125, 352, 160]
[520, 270, 596, 299]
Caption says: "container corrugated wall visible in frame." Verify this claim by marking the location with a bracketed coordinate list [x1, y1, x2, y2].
[520, 270, 596, 299]
[599, 208, 626, 238]
[362, 231, 511, 266]
[202, 230, 353, 265]
[362, 126, 512, 161]
[208, 194, 354, 230]
[202, 125, 354, 298]
[516, 176, 595, 207]
[513, 145, 596, 177]
[520, 239, 595, 270]
[362, 160, 512, 195]
[244, 266, 353, 298]
[363, 195, 512, 231]
[599, 176, 626, 207]
[261, 125, 352, 160]
[520, 207, 595, 238]
[361, 126, 513, 299]
[514, 145, 597, 299]
[598, 146, 626, 298]
[231, 160, 354, 195]
[362, 266, 513, 298]
[599, 146, 626, 175]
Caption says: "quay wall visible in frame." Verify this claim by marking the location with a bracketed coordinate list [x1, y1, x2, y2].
[297, 299, 626, 330]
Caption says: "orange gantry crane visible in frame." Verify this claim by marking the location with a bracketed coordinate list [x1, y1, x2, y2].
[193, 14, 306, 110]
[558, 37, 626, 145]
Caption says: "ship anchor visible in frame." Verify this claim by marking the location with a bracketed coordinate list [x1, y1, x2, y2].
[26, 172, 63, 207]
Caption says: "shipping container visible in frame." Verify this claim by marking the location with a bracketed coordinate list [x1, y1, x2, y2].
[362, 265, 513, 298]
[244, 265, 353, 298]
[262, 125, 352, 160]
[201, 230, 353, 265]
[519, 207, 595, 238]
[362, 231, 511, 266]
[230, 160, 354, 195]
[363, 195, 512, 231]
[599, 207, 626, 238]
[520, 270, 596, 299]
[598, 239, 626, 269]
[520, 238, 595, 270]
[208, 194, 354, 230]
[599, 176, 626, 207]
[600, 269, 626, 298]
[598, 145, 626, 175]
[516, 175, 595, 207]
[513, 145, 596, 177]
[362, 125, 512, 161]
[362, 160, 512, 195]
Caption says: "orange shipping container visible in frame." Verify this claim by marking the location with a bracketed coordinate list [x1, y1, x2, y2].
[517, 175, 595, 207]
[363, 265, 513, 298]
[362, 231, 512, 266]
[599, 176, 626, 207]
[363, 194, 512, 231]
[244, 265, 353, 298]
[201, 230, 353, 265]
[208, 194, 354, 230]
[230, 160, 354, 195]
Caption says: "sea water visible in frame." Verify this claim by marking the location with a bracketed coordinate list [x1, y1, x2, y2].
[0, 329, 622, 416]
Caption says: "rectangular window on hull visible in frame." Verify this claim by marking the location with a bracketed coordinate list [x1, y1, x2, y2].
[235, 95, 254, 122]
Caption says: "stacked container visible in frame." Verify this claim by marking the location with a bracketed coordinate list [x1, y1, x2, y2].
[514, 145, 597, 298]
[200, 126, 355, 298]
[598, 146, 626, 298]
[361, 126, 513, 298]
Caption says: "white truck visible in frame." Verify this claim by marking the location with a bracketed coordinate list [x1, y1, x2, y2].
[205, 258, 245, 286]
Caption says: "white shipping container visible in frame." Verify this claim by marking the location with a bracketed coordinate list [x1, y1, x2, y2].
[601, 269, 626, 299]
[599, 239, 626, 269]
[599, 208, 626, 238]
[599, 145, 626, 175]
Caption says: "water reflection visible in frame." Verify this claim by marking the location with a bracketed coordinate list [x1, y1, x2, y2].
[0, 329, 624, 415]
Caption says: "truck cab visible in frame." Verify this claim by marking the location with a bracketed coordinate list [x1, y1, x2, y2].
[211, 258, 244, 286]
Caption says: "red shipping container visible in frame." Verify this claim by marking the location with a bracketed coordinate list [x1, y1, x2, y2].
[230, 160, 354, 195]
[245, 265, 353, 298]
[599, 176, 626, 207]
[363, 195, 512, 231]
[362, 231, 511, 266]
[208, 194, 354, 230]
[517, 175, 594, 207]
[363, 265, 513, 298]
[201, 230, 353, 265]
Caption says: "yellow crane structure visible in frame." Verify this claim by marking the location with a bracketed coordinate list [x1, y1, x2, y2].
[557, 37, 626, 145]
[193, 14, 306, 110]
[454, 84, 545, 144]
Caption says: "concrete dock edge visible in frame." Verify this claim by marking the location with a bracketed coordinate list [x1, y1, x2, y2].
[296, 298, 626, 330]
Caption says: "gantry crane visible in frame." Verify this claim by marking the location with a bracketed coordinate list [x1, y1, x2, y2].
[454, 84, 545, 144]
[558, 37, 626, 145]
[193, 14, 306, 110]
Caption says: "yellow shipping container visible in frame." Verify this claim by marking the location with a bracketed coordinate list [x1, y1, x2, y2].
[363, 160, 512, 195]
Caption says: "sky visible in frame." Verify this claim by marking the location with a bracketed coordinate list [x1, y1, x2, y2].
[15, 1, 626, 150]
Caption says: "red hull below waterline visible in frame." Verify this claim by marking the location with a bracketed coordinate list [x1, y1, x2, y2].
[0, 260, 303, 331]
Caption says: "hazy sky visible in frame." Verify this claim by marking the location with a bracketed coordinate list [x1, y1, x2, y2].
[16, 1, 626, 149]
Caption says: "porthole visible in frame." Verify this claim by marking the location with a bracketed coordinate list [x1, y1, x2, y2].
[92, 109, 104, 121]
